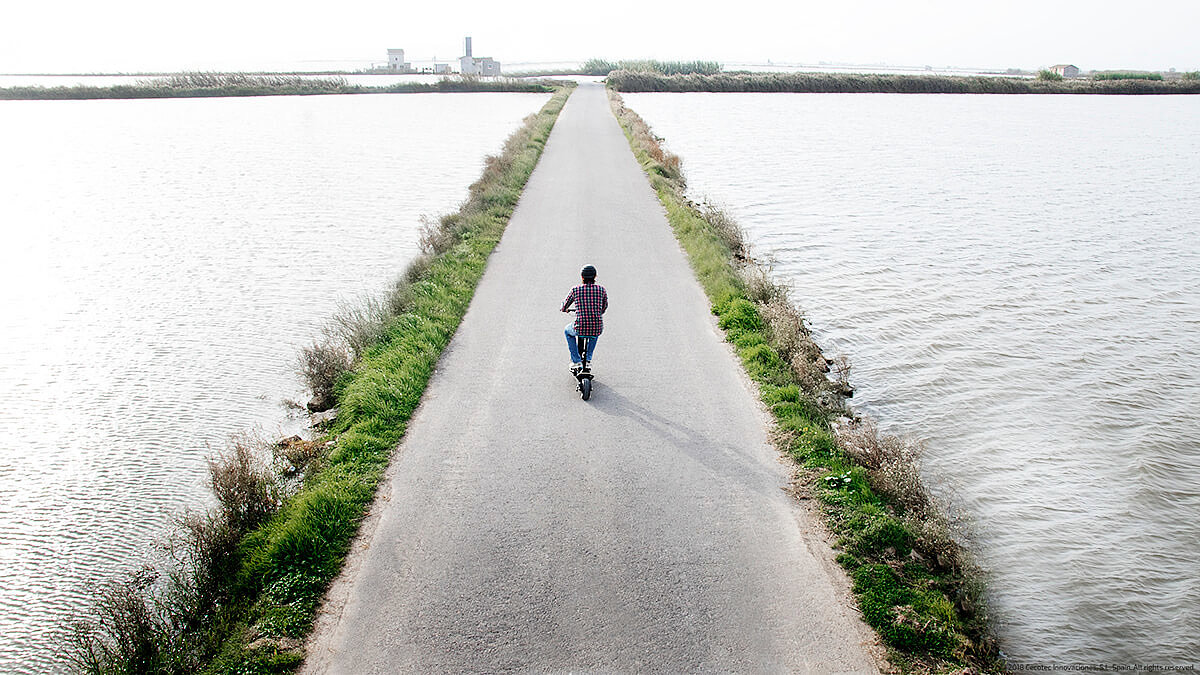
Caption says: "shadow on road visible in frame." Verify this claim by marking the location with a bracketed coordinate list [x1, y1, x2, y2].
[583, 382, 785, 497]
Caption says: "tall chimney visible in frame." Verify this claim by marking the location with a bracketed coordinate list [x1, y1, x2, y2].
[465, 36, 472, 57]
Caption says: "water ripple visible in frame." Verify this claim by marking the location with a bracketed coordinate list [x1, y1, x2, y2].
[0, 92, 551, 672]
[626, 92, 1200, 663]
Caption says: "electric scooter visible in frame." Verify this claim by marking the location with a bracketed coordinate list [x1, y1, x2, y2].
[566, 309, 595, 401]
[573, 333, 595, 401]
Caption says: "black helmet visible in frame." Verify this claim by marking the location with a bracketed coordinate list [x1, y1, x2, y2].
[581, 265, 597, 281]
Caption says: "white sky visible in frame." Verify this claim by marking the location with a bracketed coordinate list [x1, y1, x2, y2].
[2, 0, 1197, 73]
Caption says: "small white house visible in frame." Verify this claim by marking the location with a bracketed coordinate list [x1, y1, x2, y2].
[461, 57, 501, 76]
[1049, 64, 1080, 78]
[387, 48, 412, 72]
[458, 36, 501, 76]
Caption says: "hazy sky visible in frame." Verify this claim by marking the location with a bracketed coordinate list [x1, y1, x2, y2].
[3, 0, 1197, 73]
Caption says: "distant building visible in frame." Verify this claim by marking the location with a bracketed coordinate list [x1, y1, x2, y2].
[434, 63, 451, 74]
[459, 37, 501, 76]
[1049, 64, 1080, 78]
[387, 48, 413, 73]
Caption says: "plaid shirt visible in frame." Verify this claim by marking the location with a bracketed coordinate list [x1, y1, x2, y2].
[561, 283, 608, 336]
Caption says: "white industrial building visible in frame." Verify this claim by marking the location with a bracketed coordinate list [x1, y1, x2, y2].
[387, 49, 413, 73]
[459, 37, 501, 76]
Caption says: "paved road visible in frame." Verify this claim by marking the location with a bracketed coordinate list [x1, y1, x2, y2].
[302, 83, 881, 673]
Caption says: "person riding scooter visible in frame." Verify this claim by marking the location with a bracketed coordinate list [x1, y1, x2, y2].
[560, 264, 608, 373]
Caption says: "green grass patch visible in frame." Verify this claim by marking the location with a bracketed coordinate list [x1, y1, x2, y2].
[66, 87, 573, 674]
[608, 89, 1000, 673]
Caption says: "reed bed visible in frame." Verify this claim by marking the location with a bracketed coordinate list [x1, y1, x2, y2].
[1091, 71, 1164, 81]
[155, 72, 349, 89]
[609, 89, 1001, 673]
[607, 69, 1200, 94]
[613, 59, 723, 75]
[566, 59, 722, 76]
[0, 73, 555, 100]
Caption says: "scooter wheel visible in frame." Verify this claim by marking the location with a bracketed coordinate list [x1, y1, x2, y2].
[580, 377, 592, 401]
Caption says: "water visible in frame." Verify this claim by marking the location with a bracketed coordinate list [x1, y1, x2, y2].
[623, 92, 1200, 664]
[0, 91, 549, 671]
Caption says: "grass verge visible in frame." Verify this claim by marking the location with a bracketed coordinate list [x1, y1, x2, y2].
[607, 89, 1001, 673]
[63, 85, 573, 673]
[606, 69, 1200, 94]
[1, 72, 556, 100]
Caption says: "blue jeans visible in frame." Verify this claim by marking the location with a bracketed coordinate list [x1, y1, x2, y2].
[565, 324, 599, 364]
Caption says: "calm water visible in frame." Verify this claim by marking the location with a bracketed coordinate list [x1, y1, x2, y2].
[0, 91, 549, 671]
[624, 93, 1200, 664]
